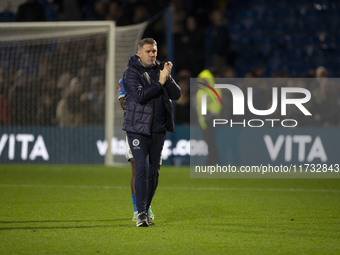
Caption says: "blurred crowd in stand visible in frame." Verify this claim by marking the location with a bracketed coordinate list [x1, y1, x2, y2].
[0, 33, 107, 126]
[1, 0, 340, 127]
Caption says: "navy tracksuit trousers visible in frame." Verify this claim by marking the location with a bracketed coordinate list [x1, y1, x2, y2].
[126, 131, 165, 213]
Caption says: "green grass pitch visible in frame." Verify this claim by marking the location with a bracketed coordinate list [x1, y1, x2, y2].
[0, 165, 339, 255]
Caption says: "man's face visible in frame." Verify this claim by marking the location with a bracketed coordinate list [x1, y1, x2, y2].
[137, 43, 157, 67]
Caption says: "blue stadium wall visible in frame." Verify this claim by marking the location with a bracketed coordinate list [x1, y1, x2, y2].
[0, 126, 190, 165]
[0, 126, 338, 165]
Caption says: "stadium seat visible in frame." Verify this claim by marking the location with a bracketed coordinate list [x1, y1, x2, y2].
[225, 0, 339, 76]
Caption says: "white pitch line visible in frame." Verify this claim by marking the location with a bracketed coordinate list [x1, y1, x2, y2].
[0, 184, 339, 193]
[0, 184, 127, 190]
[169, 186, 340, 193]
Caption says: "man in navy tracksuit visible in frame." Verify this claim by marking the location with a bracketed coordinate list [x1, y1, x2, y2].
[122, 38, 181, 227]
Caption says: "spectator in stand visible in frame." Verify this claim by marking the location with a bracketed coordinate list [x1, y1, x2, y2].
[82, 76, 105, 125]
[92, 0, 107, 20]
[315, 66, 328, 79]
[34, 56, 52, 87]
[145, 0, 187, 57]
[0, 68, 11, 125]
[170, 0, 187, 35]
[174, 16, 204, 76]
[311, 66, 340, 126]
[56, 77, 86, 126]
[36, 91, 57, 126]
[174, 69, 191, 125]
[89, 36, 106, 76]
[51, 40, 71, 77]
[218, 65, 236, 78]
[118, 0, 137, 24]
[57, 0, 82, 21]
[56, 72, 72, 100]
[35, 76, 58, 125]
[8, 70, 31, 125]
[16, 0, 46, 21]
[106, 0, 123, 24]
[174, 79, 190, 125]
[196, 68, 221, 165]
[131, 4, 150, 24]
[77, 66, 91, 92]
[204, 9, 231, 68]
[7, 69, 37, 126]
[0, 86, 10, 125]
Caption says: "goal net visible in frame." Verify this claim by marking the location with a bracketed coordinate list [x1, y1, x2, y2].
[0, 21, 148, 165]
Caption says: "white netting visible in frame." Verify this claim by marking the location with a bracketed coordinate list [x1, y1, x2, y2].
[0, 23, 109, 126]
[0, 21, 147, 127]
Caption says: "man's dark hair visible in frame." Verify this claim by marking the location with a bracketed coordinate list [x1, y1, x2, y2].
[137, 38, 157, 50]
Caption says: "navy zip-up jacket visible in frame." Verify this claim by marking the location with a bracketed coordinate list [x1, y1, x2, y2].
[122, 55, 181, 135]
